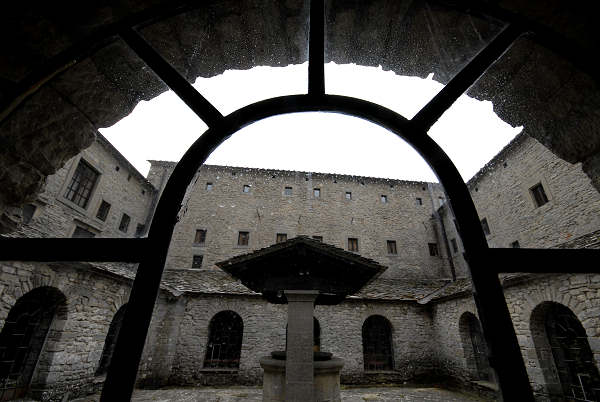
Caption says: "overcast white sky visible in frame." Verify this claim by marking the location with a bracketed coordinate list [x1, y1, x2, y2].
[100, 63, 522, 182]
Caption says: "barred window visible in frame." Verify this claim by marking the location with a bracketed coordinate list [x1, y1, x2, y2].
[348, 238, 359, 252]
[204, 311, 243, 369]
[64, 159, 99, 208]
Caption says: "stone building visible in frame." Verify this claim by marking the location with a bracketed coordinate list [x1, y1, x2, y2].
[1, 127, 599, 400]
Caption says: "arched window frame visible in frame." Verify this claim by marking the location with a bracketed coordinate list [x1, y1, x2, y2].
[362, 315, 394, 372]
[203, 311, 244, 370]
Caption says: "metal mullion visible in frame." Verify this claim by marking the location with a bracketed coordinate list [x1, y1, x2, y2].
[0, 238, 146, 262]
[410, 23, 524, 132]
[120, 28, 223, 127]
[488, 248, 600, 274]
[308, 0, 325, 96]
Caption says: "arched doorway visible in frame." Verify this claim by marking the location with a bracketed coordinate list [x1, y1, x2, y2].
[362, 315, 393, 371]
[459, 312, 492, 381]
[96, 304, 127, 376]
[203, 311, 243, 369]
[531, 302, 600, 400]
[0, 287, 66, 401]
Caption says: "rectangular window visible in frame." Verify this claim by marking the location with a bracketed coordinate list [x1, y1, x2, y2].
[451, 238, 458, 253]
[243, 184, 251, 193]
[284, 186, 292, 196]
[481, 218, 491, 235]
[428, 243, 438, 256]
[314, 188, 320, 198]
[530, 183, 549, 207]
[348, 238, 359, 252]
[72, 226, 95, 238]
[119, 213, 130, 233]
[206, 182, 213, 191]
[96, 200, 111, 221]
[238, 231, 249, 246]
[345, 191, 352, 200]
[135, 224, 145, 237]
[22, 204, 36, 224]
[64, 159, 99, 208]
[195, 229, 207, 245]
[510, 240, 521, 248]
[381, 195, 388, 203]
[386, 240, 397, 255]
[312, 236, 323, 242]
[192, 255, 203, 268]
[416, 197, 422, 205]
[276, 233, 287, 243]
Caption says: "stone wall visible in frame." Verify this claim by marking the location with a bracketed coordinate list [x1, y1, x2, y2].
[149, 162, 451, 280]
[12, 135, 155, 240]
[431, 273, 600, 398]
[169, 293, 438, 386]
[440, 134, 600, 278]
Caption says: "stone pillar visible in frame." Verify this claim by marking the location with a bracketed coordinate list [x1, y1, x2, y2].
[284, 290, 319, 402]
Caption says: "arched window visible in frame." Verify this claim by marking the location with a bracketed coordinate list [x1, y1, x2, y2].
[204, 311, 243, 369]
[532, 302, 600, 400]
[96, 304, 127, 376]
[362, 315, 393, 371]
[459, 312, 492, 381]
[0, 287, 66, 400]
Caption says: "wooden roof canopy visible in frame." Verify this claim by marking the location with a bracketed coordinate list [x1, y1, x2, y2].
[216, 236, 387, 305]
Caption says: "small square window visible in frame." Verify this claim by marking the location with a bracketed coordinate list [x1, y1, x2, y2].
[135, 224, 145, 237]
[451, 238, 458, 253]
[284, 186, 293, 196]
[192, 255, 203, 268]
[243, 185, 251, 193]
[345, 192, 352, 200]
[96, 200, 111, 221]
[381, 195, 388, 203]
[386, 240, 397, 255]
[206, 182, 213, 191]
[72, 226, 95, 238]
[314, 188, 320, 198]
[416, 197, 422, 206]
[312, 236, 323, 242]
[238, 231, 249, 246]
[481, 218, 490, 236]
[530, 183, 549, 207]
[276, 233, 287, 243]
[119, 213, 130, 233]
[195, 229, 207, 245]
[428, 243, 438, 257]
[348, 238, 359, 252]
[510, 240, 520, 248]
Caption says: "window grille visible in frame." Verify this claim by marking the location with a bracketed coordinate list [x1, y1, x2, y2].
[362, 315, 393, 371]
[204, 311, 243, 369]
[64, 159, 99, 209]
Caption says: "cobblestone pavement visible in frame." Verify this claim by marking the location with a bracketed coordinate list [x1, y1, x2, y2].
[70, 386, 491, 402]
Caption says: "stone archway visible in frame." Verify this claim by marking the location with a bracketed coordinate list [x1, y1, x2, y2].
[458, 311, 492, 382]
[204, 310, 244, 369]
[531, 301, 600, 400]
[0, 286, 67, 401]
[362, 315, 393, 371]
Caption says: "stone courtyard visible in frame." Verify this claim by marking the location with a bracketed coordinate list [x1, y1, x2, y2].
[68, 386, 490, 402]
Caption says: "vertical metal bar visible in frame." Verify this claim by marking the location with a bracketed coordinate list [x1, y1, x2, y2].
[308, 0, 325, 96]
[410, 24, 523, 132]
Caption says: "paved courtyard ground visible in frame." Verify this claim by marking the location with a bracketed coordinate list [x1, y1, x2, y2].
[70, 386, 492, 401]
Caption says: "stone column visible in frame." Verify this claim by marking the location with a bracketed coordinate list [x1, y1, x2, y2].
[284, 290, 319, 402]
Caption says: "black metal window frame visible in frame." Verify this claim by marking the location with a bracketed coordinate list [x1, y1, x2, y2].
[386, 240, 397, 255]
[348, 237, 359, 252]
[1, 1, 600, 400]
[276, 233, 287, 243]
[96, 200, 111, 221]
[64, 159, 99, 209]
